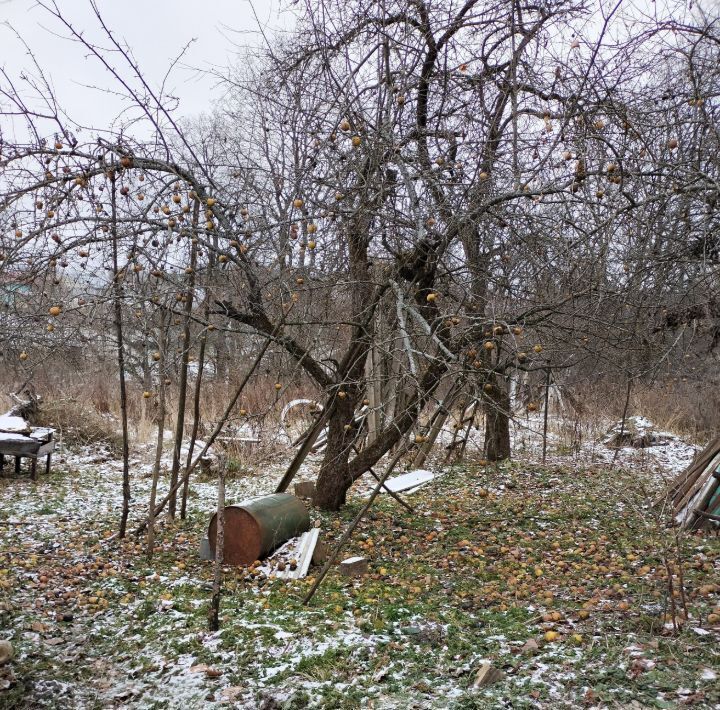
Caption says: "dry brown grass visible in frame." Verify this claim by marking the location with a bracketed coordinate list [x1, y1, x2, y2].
[0, 357, 320, 451]
[3, 354, 713, 457]
[552, 377, 716, 447]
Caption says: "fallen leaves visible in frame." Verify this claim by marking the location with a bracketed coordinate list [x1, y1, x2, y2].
[189, 664, 223, 678]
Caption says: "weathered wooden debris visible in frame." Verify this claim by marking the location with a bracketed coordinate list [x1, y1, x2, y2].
[604, 416, 675, 449]
[272, 529, 320, 580]
[472, 661, 505, 688]
[207, 493, 310, 565]
[294, 481, 316, 499]
[382, 469, 435, 494]
[339, 556, 368, 577]
[312, 538, 328, 566]
[199, 537, 214, 561]
[0, 640, 13, 665]
[661, 435, 720, 529]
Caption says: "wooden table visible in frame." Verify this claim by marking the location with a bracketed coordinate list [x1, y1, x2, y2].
[0, 427, 55, 480]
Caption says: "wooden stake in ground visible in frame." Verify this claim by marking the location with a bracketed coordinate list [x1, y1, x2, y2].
[109, 166, 131, 539]
[612, 375, 633, 464]
[208, 463, 225, 631]
[456, 399, 479, 463]
[303, 443, 409, 605]
[542, 368, 551, 464]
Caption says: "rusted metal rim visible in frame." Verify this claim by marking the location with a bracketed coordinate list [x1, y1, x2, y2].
[208, 506, 262, 565]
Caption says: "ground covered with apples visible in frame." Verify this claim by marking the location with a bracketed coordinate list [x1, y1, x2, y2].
[1, 448, 719, 709]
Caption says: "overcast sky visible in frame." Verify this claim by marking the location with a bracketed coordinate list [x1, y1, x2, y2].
[0, 0, 287, 135]
[0, 0, 711, 141]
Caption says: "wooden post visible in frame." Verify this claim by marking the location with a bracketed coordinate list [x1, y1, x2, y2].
[181, 292, 210, 520]
[365, 330, 382, 446]
[110, 165, 131, 539]
[208, 464, 225, 631]
[542, 368, 551, 464]
[455, 399, 479, 463]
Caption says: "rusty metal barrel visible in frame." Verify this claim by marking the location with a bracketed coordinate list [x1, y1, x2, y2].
[207, 493, 310, 565]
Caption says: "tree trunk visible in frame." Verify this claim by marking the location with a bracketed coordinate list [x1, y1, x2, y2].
[313, 225, 373, 510]
[484, 374, 511, 461]
[147, 317, 168, 559]
[208, 464, 225, 632]
[315, 358, 447, 510]
[313, 388, 361, 510]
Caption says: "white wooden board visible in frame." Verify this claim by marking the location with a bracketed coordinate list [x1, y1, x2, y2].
[0, 416, 30, 434]
[270, 529, 320, 580]
[0, 432, 33, 444]
[382, 469, 435, 493]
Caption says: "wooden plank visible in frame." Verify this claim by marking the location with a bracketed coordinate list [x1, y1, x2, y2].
[272, 529, 320, 580]
[382, 469, 435, 494]
[0, 436, 54, 458]
[0, 415, 30, 434]
[28, 428, 54, 442]
[0, 432, 34, 444]
[0, 434, 42, 457]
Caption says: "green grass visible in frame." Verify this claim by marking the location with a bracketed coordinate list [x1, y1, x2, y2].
[0, 459, 718, 708]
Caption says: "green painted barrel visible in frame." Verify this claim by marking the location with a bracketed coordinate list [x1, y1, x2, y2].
[208, 493, 310, 565]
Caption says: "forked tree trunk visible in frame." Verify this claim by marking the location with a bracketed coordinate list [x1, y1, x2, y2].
[314, 359, 447, 510]
[313, 230, 373, 510]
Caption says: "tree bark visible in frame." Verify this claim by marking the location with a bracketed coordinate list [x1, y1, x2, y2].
[484, 374, 511, 461]
[208, 463, 225, 632]
[147, 315, 168, 559]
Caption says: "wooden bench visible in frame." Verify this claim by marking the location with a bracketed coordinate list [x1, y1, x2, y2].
[0, 427, 55, 480]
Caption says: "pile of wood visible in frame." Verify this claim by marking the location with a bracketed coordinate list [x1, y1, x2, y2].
[661, 436, 720, 529]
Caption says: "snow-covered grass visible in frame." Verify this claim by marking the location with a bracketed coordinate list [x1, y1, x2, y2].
[0, 429, 718, 708]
